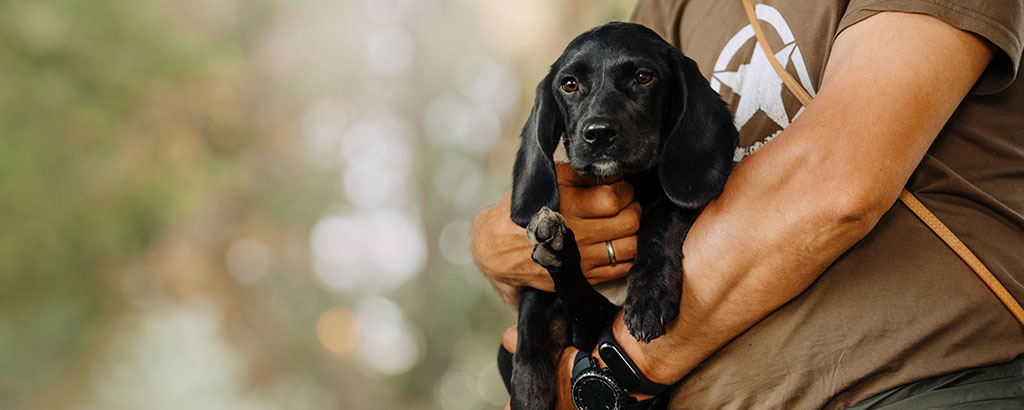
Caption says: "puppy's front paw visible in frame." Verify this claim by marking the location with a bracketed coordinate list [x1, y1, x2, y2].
[525, 207, 570, 269]
[623, 259, 681, 343]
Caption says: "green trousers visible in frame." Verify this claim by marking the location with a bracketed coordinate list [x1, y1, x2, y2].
[846, 355, 1024, 409]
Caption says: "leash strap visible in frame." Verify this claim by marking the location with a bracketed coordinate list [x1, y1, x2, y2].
[739, 0, 1024, 328]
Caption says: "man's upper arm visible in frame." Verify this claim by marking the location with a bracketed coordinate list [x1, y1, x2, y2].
[838, 0, 1022, 95]
[743, 11, 996, 214]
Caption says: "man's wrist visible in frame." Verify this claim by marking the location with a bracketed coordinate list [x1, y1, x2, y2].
[610, 314, 677, 387]
[582, 316, 677, 401]
[577, 346, 655, 405]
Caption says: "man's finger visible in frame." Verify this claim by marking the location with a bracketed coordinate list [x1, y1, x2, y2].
[565, 202, 642, 244]
[502, 326, 518, 353]
[557, 347, 581, 410]
[584, 262, 633, 285]
[555, 162, 622, 186]
[560, 181, 635, 218]
[580, 235, 637, 272]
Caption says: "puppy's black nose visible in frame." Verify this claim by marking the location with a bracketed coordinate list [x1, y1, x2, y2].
[582, 121, 618, 144]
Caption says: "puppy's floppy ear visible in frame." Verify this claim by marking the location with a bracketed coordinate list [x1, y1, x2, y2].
[658, 51, 738, 209]
[511, 71, 564, 227]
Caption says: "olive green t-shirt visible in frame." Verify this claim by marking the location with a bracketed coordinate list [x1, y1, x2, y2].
[631, 0, 1024, 408]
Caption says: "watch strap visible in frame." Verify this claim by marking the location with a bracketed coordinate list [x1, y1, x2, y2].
[571, 350, 594, 381]
[597, 326, 671, 396]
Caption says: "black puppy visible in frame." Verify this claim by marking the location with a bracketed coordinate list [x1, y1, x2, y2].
[505, 23, 737, 409]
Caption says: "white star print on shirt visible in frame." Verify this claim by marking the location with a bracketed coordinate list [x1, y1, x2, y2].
[707, 4, 818, 162]
[713, 43, 796, 130]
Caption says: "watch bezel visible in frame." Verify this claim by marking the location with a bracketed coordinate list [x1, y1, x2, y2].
[570, 367, 626, 410]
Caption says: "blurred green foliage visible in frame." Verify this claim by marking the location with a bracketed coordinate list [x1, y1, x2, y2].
[0, 0, 249, 400]
[0, 0, 635, 408]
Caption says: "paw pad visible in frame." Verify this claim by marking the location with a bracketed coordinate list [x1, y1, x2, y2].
[526, 207, 568, 268]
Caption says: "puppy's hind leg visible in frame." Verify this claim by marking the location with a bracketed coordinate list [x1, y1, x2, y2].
[527, 207, 618, 350]
[511, 289, 567, 410]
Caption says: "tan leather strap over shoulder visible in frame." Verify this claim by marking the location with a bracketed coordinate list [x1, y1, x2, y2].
[897, 190, 1024, 326]
[740, 0, 814, 106]
[739, 0, 1024, 328]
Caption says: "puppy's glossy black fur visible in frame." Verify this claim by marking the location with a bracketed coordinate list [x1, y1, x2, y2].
[506, 23, 737, 409]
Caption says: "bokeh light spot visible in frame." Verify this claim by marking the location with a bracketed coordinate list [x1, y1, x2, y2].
[456, 55, 519, 117]
[433, 153, 483, 209]
[355, 296, 420, 375]
[303, 99, 350, 169]
[438, 220, 473, 266]
[435, 370, 482, 410]
[340, 119, 415, 209]
[366, 25, 414, 75]
[310, 209, 427, 293]
[316, 308, 359, 358]
[477, 361, 509, 405]
[423, 94, 501, 154]
[225, 237, 271, 284]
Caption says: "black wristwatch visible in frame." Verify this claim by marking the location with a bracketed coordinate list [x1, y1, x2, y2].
[570, 351, 639, 410]
[569, 326, 669, 410]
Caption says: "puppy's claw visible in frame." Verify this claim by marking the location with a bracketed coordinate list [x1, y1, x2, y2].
[623, 259, 682, 343]
[624, 298, 668, 343]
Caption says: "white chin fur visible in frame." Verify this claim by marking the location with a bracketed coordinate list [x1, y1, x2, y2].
[590, 159, 619, 176]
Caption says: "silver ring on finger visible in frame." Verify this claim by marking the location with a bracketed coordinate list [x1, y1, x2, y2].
[605, 240, 617, 265]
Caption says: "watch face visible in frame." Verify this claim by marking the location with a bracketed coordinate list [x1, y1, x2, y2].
[572, 376, 619, 410]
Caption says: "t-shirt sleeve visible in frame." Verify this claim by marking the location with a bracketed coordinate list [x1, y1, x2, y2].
[838, 0, 1024, 94]
[630, 0, 686, 47]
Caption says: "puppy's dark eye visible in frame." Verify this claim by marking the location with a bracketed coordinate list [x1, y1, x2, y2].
[561, 77, 579, 93]
[635, 71, 654, 84]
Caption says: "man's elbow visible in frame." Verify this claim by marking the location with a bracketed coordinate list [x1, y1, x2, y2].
[826, 183, 898, 235]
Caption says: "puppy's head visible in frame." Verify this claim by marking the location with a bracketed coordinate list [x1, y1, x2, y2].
[510, 22, 737, 227]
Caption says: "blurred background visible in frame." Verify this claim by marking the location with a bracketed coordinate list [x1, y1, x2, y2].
[0, 0, 635, 409]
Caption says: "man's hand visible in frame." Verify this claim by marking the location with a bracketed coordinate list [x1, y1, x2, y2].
[472, 163, 641, 307]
